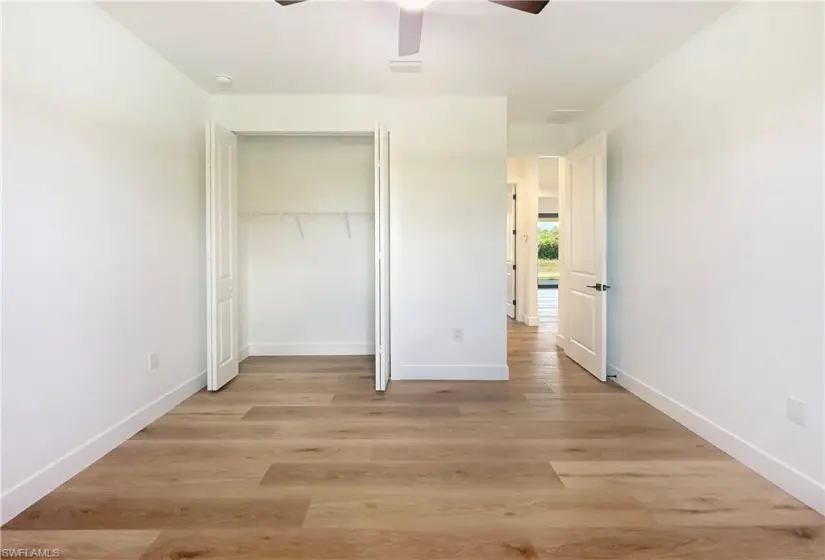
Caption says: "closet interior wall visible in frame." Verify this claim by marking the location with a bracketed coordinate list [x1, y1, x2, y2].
[237, 134, 375, 357]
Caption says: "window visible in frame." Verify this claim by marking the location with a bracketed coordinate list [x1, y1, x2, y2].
[538, 213, 558, 288]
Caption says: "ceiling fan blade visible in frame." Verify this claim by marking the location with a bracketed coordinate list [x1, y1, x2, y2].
[488, 1, 550, 15]
[274, 1, 307, 6]
[398, 9, 423, 57]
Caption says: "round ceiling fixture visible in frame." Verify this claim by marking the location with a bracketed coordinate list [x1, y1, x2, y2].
[215, 74, 233, 85]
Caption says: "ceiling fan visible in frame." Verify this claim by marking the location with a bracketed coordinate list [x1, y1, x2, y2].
[274, 1, 550, 56]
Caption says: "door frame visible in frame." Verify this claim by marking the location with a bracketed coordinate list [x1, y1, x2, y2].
[212, 126, 392, 390]
[506, 182, 518, 319]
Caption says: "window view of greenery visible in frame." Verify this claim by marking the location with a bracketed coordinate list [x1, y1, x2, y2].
[538, 221, 559, 281]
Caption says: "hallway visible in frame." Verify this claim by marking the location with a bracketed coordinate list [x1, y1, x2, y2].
[3, 323, 823, 558]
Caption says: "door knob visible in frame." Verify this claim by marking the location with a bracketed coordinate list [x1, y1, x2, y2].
[586, 283, 611, 291]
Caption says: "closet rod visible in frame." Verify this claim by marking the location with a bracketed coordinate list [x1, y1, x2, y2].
[242, 211, 372, 240]
[243, 211, 374, 217]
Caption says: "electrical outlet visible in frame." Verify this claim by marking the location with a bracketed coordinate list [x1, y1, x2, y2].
[148, 352, 159, 372]
[452, 328, 463, 342]
[786, 398, 806, 427]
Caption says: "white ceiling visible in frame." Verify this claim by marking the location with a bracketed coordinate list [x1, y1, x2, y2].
[99, 0, 733, 122]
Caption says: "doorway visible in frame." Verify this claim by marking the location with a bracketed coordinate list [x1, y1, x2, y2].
[205, 123, 391, 392]
[538, 213, 559, 290]
[537, 212, 559, 334]
[237, 134, 376, 360]
[536, 156, 561, 335]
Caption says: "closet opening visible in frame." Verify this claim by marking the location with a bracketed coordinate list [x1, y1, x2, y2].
[205, 125, 390, 392]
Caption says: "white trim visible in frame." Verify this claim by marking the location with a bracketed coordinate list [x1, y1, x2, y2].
[239, 345, 250, 362]
[609, 364, 825, 516]
[249, 342, 374, 356]
[0, 370, 206, 524]
[555, 333, 567, 348]
[392, 365, 509, 381]
[514, 315, 539, 328]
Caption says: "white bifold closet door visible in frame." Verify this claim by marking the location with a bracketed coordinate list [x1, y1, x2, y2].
[374, 125, 390, 391]
[205, 121, 240, 391]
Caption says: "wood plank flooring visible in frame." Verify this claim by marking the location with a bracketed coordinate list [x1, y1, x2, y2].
[3, 321, 823, 559]
[538, 288, 558, 334]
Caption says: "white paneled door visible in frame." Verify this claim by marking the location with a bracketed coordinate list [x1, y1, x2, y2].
[374, 125, 390, 391]
[506, 183, 517, 319]
[205, 121, 239, 391]
[560, 132, 607, 381]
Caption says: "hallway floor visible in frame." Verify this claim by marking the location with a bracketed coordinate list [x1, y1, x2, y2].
[538, 288, 558, 334]
[3, 323, 823, 558]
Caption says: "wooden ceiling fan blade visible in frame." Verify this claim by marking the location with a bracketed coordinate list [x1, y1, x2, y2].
[398, 9, 423, 57]
[274, 1, 307, 6]
[488, 1, 550, 15]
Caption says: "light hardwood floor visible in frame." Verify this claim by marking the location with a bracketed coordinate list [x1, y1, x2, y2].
[538, 289, 558, 334]
[3, 321, 823, 559]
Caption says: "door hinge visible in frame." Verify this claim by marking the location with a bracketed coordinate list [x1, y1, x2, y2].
[512, 229, 516, 235]
[512, 299, 516, 306]
[512, 194, 516, 200]
[513, 264, 517, 271]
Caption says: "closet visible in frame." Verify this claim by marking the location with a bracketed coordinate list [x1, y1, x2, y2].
[205, 125, 390, 393]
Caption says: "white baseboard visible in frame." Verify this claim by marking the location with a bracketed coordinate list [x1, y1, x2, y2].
[392, 364, 509, 381]
[239, 345, 250, 361]
[249, 342, 374, 356]
[609, 364, 825, 516]
[516, 313, 539, 327]
[0, 370, 206, 524]
[555, 333, 567, 349]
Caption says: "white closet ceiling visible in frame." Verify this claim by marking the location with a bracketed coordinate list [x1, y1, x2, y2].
[99, 0, 733, 121]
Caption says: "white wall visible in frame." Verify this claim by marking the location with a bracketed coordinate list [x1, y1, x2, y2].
[538, 157, 560, 215]
[508, 123, 577, 157]
[1, 2, 209, 522]
[214, 95, 508, 380]
[538, 197, 559, 214]
[578, 1, 825, 513]
[238, 135, 375, 356]
[538, 156, 560, 198]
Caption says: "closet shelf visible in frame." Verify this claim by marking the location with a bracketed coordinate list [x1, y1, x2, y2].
[242, 211, 373, 240]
